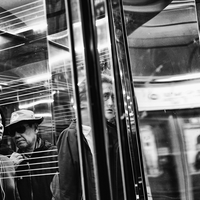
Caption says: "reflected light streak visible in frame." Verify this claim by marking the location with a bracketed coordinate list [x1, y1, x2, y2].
[14, 22, 47, 34]
[49, 52, 71, 66]
[35, 113, 52, 118]
[75, 46, 84, 54]
[155, 73, 200, 82]
[19, 99, 53, 109]
[71, 98, 74, 104]
[73, 17, 110, 53]
[52, 91, 56, 96]
[0, 82, 8, 86]
[25, 73, 51, 84]
[32, 23, 48, 33]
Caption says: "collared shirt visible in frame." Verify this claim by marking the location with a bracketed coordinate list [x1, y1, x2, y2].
[82, 125, 94, 156]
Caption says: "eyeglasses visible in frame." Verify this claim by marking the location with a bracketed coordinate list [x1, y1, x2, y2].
[0, 123, 4, 132]
[103, 93, 114, 102]
[15, 125, 26, 134]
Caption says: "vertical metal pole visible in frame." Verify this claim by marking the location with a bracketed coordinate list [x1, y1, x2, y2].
[113, 0, 148, 199]
[104, 0, 137, 200]
[78, 0, 113, 199]
[64, 0, 89, 199]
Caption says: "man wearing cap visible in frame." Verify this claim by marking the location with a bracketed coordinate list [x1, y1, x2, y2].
[6, 109, 58, 200]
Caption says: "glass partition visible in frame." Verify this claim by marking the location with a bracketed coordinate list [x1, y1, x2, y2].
[2, 0, 200, 200]
[123, 0, 200, 200]
[0, 0, 69, 199]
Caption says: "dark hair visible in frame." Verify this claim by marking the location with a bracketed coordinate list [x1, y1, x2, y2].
[101, 74, 113, 85]
[78, 74, 113, 102]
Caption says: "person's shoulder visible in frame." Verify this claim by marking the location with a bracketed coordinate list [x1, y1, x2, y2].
[58, 121, 77, 141]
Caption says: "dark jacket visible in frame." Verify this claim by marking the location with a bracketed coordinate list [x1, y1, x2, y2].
[16, 137, 58, 200]
[57, 120, 124, 200]
[107, 121, 124, 200]
[57, 121, 96, 200]
[0, 155, 19, 200]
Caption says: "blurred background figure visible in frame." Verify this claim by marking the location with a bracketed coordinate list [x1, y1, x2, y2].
[0, 108, 19, 200]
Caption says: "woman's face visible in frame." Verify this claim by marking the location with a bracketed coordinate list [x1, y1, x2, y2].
[0, 114, 4, 141]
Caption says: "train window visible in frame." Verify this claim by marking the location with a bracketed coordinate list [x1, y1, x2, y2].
[123, 0, 200, 200]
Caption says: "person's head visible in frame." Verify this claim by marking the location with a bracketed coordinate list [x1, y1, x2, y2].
[78, 75, 115, 124]
[101, 75, 115, 122]
[0, 108, 5, 141]
[6, 110, 43, 152]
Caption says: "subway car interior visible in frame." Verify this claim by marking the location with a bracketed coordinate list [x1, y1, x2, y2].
[0, 0, 200, 200]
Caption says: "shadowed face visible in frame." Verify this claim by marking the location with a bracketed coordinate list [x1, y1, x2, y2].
[14, 123, 37, 152]
[102, 82, 115, 121]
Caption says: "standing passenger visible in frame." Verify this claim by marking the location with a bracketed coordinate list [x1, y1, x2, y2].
[101, 75, 124, 200]
[57, 74, 124, 200]
[57, 77, 96, 200]
[6, 109, 58, 200]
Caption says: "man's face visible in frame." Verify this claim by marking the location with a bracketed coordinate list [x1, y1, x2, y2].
[14, 123, 37, 151]
[102, 82, 115, 121]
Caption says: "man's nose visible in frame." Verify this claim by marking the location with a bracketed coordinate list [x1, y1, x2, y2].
[107, 96, 114, 104]
[15, 132, 21, 138]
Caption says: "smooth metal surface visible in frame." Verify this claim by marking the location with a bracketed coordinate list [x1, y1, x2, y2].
[78, 0, 113, 199]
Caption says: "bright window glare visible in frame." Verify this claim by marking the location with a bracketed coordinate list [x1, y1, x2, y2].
[19, 98, 53, 109]
[25, 73, 51, 84]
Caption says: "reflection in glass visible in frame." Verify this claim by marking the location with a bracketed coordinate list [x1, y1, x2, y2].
[125, 0, 200, 200]
[0, 0, 71, 199]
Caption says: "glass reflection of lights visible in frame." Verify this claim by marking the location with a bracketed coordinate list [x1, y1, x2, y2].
[49, 52, 71, 66]
[155, 73, 200, 82]
[35, 113, 52, 118]
[70, 98, 74, 104]
[19, 98, 53, 109]
[15, 23, 47, 34]
[25, 73, 51, 84]
[52, 91, 56, 96]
